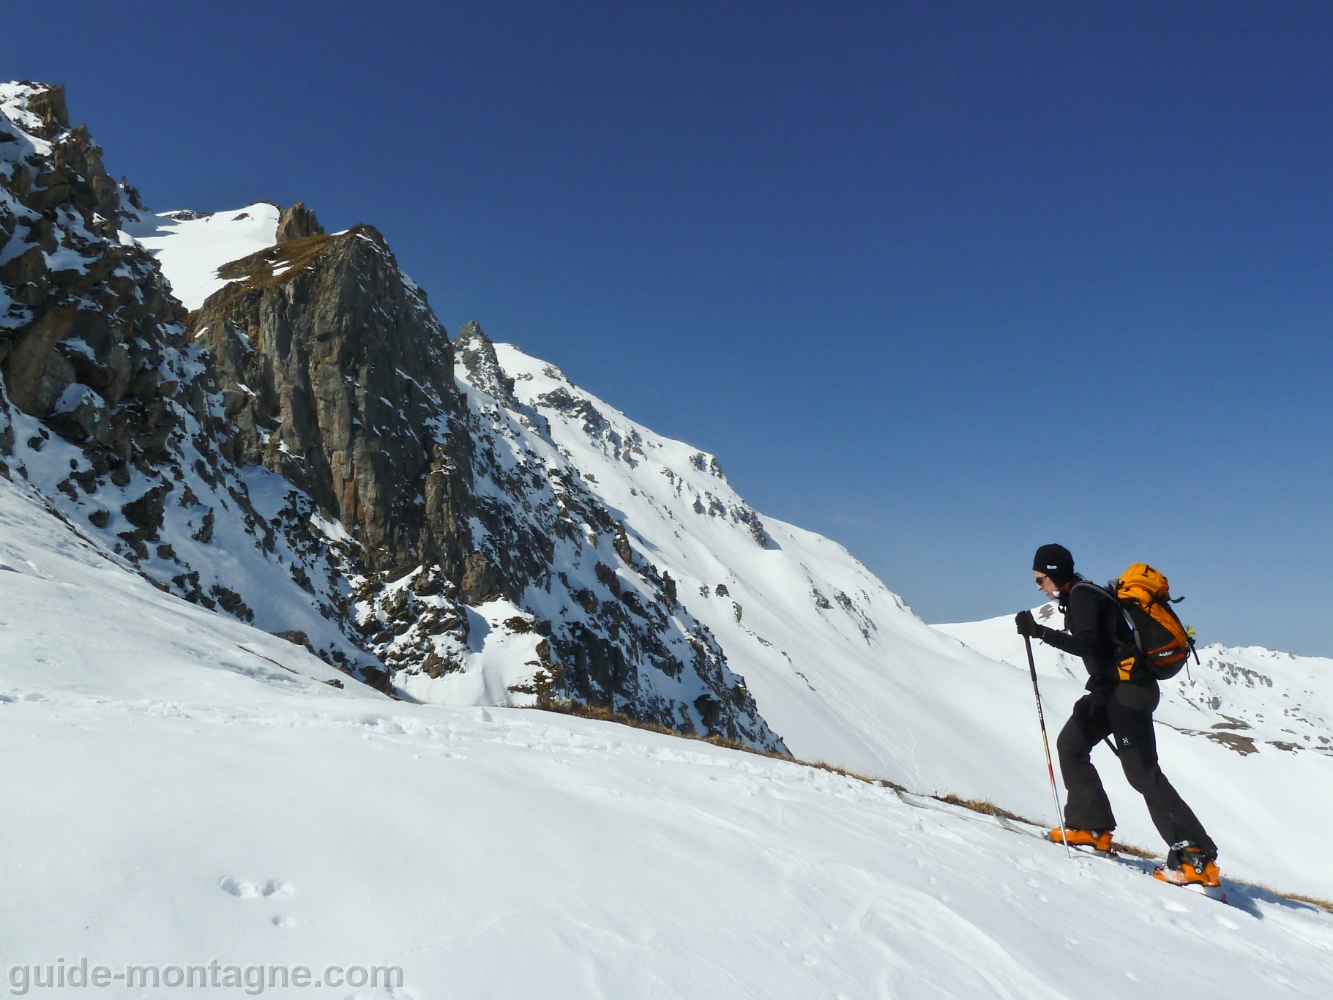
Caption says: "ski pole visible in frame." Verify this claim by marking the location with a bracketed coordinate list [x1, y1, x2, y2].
[1024, 633, 1071, 859]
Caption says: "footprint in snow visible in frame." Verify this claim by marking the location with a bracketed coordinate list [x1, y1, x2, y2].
[220, 877, 295, 900]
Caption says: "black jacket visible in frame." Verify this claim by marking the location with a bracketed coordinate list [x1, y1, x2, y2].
[1035, 575, 1138, 696]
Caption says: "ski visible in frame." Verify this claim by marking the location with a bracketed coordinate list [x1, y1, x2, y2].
[993, 814, 1229, 904]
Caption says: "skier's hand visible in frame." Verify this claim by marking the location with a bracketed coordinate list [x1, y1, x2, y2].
[1015, 610, 1039, 638]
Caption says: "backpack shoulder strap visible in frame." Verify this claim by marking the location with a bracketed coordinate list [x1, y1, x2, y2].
[1070, 579, 1137, 635]
[1059, 578, 1110, 618]
[1069, 580, 1116, 604]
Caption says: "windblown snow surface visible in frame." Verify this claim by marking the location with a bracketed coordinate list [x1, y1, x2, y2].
[4, 202, 1329, 996]
[2, 475, 1332, 999]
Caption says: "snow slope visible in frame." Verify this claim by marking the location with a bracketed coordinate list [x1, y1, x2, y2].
[123, 204, 281, 309]
[2, 475, 1332, 999]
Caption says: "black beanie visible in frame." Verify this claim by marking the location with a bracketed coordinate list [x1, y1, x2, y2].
[1033, 543, 1074, 586]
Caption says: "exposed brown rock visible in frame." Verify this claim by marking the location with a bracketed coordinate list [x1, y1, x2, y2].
[273, 629, 316, 653]
[275, 202, 324, 242]
[191, 225, 474, 582]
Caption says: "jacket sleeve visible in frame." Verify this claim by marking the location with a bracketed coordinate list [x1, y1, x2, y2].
[1037, 589, 1102, 657]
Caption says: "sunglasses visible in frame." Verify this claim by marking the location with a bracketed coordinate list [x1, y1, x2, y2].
[1035, 574, 1052, 586]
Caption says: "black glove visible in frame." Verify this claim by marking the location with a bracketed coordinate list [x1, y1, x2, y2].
[1015, 610, 1040, 638]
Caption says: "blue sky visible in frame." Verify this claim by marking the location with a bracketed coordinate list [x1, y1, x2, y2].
[6, 2, 1331, 653]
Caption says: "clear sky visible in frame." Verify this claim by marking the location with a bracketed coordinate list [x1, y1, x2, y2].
[6, 2, 1331, 654]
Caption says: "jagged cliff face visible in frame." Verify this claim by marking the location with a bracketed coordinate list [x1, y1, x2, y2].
[193, 226, 473, 583]
[0, 83, 183, 466]
[190, 223, 779, 743]
[0, 82, 782, 750]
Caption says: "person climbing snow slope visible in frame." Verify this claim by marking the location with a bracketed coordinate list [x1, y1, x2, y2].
[1015, 543, 1220, 887]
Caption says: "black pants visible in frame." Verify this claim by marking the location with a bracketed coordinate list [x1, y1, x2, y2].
[1055, 682, 1216, 855]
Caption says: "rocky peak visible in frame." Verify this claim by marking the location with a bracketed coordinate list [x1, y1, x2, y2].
[453, 321, 518, 409]
[0, 82, 120, 233]
[191, 223, 470, 577]
[275, 201, 323, 242]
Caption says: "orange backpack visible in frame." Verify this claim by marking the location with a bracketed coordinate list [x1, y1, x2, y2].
[1075, 563, 1198, 680]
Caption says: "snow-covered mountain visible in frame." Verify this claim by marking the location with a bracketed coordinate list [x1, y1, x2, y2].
[4, 80, 1333, 993]
[1, 81, 777, 748]
[108, 202, 1094, 820]
[2, 81, 1053, 792]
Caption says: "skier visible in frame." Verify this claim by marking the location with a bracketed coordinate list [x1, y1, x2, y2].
[1015, 543, 1220, 887]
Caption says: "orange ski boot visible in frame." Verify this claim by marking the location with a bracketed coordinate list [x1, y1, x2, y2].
[1048, 828, 1114, 852]
[1153, 843, 1220, 887]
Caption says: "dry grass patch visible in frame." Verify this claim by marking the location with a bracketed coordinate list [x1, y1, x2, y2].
[194, 226, 372, 321]
[215, 230, 346, 288]
[931, 793, 1040, 825]
[805, 760, 908, 793]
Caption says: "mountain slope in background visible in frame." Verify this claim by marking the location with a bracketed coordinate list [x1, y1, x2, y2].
[936, 602, 1333, 762]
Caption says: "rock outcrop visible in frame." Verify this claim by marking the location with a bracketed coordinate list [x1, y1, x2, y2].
[275, 202, 322, 242]
[0, 81, 367, 671]
[193, 226, 473, 582]
[191, 227, 779, 742]
[1, 81, 195, 493]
